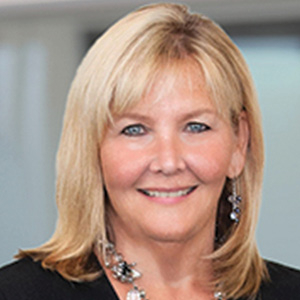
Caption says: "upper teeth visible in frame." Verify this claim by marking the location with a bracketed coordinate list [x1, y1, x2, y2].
[142, 187, 194, 198]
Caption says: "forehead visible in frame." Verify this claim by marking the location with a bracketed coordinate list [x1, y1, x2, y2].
[148, 61, 206, 97]
[133, 65, 213, 112]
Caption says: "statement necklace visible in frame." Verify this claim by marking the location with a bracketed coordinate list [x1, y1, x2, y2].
[102, 242, 224, 300]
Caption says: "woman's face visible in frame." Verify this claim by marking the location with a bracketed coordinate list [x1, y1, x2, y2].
[100, 65, 248, 246]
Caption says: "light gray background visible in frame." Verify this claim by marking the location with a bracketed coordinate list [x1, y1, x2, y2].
[0, 0, 299, 268]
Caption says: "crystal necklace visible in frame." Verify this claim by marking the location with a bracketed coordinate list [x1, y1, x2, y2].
[102, 242, 224, 300]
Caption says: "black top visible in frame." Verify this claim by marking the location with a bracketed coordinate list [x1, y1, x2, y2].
[0, 257, 300, 300]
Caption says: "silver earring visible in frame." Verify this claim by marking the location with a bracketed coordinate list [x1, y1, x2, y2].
[227, 178, 242, 223]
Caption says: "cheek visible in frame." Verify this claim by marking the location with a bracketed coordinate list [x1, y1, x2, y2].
[100, 141, 148, 190]
[187, 138, 234, 181]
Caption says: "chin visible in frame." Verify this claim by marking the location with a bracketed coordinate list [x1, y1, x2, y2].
[141, 222, 201, 244]
[145, 232, 190, 244]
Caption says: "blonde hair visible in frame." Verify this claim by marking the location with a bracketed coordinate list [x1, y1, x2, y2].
[19, 3, 267, 299]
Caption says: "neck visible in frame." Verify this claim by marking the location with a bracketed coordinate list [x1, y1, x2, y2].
[119, 237, 214, 286]
[97, 209, 218, 299]
[96, 231, 217, 300]
[110, 212, 216, 285]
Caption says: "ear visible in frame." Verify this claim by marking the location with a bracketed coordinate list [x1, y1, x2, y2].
[227, 111, 250, 179]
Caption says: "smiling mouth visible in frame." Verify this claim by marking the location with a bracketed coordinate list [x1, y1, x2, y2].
[137, 186, 198, 198]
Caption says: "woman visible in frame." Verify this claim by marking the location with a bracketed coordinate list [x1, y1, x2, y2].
[0, 3, 299, 300]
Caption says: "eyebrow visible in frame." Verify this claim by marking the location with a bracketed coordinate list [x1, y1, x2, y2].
[113, 108, 218, 125]
[180, 108, 217, 121]
[113, 112, 153, 123]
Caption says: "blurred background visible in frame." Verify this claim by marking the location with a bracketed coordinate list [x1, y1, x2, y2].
[0, 0, 299, 268]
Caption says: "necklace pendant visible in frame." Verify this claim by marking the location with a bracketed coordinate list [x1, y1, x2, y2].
[126, 288, 140, 300]
[126, 286, 146, 300]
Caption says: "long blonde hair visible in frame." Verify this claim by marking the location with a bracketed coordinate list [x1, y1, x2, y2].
[19, 3, 267, 299]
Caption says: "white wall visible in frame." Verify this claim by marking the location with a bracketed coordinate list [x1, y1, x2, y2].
[0, 17, 81, 265]
[235, 36, 300, 268]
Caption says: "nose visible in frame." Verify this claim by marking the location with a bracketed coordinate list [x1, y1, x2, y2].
[149, 134, 186, 175]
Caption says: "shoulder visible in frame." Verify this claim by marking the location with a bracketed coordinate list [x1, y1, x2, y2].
[0, 257, 118, 300]
[0, 256, 52, 299]
[258, 260, 300, 300]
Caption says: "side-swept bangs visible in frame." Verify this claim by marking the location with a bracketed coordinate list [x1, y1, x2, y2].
[75, 4, 248, 141]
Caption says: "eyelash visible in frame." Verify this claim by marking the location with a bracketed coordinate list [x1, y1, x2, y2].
[185, 122, 211, 133]
[121, 124, 147, 136]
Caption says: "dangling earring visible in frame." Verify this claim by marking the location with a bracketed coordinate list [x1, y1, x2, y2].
[227, 178, 242, 223]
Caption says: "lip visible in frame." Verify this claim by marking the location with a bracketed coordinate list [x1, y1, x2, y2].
[137, 185, 198, 204]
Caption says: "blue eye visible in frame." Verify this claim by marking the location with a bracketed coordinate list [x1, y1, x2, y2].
[186, 122, 210, 133]
[121, 124, 146, 136]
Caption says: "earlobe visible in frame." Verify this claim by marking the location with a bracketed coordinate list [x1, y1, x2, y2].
[227, 111, 250, 179]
